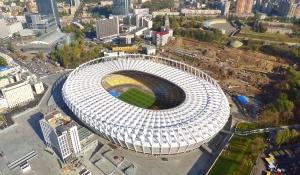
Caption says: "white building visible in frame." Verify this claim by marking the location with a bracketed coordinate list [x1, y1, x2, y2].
[1, 80, 34, 108]
[220, 1, 231, 16]
[181, 9, 221, 16]
[142, 18, 153, 29]
[146, 45, 156, 55]
[0, 96, 8, 109]
[0, 18, 9, 38]
[153, 31, 172, 46]
[119, 34, 134, 45]
[8, 22, 23, 36]
[133, 8, 150, 16]
[31, 80, 44, 94]
[40, 112, 82, 163]
[123, 15, 153, 29]
[153, 15, 173, 46]
[95, 17, 119, 40]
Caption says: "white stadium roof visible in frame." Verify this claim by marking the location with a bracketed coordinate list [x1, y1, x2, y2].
[62, 54, 230, 154]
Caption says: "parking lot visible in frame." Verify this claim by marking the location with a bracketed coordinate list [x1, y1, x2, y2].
[14, 57, 64, 78]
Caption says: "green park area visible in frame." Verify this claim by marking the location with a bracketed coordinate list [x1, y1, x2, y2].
[236, 122, 261, 132]
[208, 133, 267, 175]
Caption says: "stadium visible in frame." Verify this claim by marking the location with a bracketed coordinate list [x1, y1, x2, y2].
[62, 54, 230, 155]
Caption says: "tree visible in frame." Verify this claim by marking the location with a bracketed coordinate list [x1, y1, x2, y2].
[252, 137, 264, 153]
[21, 55, 28, 60]
[0, 56, 8, 66]
[275, 130, 283, 145]
[7, 42, 15, 53]
[270, 93, 294, 113]
[36, 32, 42, 37]
[258, 110, 279, 126]
[37, 51, 44, 60]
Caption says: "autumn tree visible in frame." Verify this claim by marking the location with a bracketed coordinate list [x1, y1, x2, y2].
[258, 110, 279, 126]
[252, 137, 264, 153]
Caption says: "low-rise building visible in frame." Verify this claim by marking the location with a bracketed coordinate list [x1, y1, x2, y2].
[266, 27, 293, 34]
[112, 46, 138, 52]
[40, 111, 82, 163]
[119, 34, 135, 45]
[133, 8, 150, 16]
[153, 31, 171, 46]
[8, 22, 23, 36]
[31, 80, 44, 94]
[146, 45, 156, 55]
[180, 9, 221, 16]
[151, 11, 180, 17]
[1, 80, 34, 108]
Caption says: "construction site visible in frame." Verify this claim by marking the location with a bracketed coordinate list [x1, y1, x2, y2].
[159, 37, 289, 99]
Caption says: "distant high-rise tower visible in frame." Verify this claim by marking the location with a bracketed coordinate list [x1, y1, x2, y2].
[235, 0, 254, 14]
[255, 0, 262, 10]
[113, 0, 130, 15]
[70, 0, 80, 10]
[36, 0, 60, 26]
[221, 0, 231, 16]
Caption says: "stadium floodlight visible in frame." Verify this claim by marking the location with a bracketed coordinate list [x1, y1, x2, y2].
[62, 54, 230, 155]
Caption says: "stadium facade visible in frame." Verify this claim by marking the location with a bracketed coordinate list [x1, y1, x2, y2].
[62, 54, 230, 155]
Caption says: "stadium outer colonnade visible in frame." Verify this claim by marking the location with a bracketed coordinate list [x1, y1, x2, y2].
[62, 54, 230, 155]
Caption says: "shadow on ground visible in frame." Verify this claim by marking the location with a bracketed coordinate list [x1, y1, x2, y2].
[27, 112, 44, 143]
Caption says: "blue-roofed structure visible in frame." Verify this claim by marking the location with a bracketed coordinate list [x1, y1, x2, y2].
[0, 66, 10, 72]
[237, 95, 249, 105]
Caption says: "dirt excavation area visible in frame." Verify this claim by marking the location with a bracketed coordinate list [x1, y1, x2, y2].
[159, 37, 289, 96]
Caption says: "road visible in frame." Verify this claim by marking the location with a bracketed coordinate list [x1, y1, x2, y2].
[235, 125, 300, 136]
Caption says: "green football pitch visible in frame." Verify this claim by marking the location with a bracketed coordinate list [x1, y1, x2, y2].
[118, 88, 156, 109]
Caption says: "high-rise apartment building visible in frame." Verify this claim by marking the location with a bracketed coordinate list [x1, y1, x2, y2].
[113, 0, 130, 16]
[36, 0, 60, 26]
[95, 17, 119, 40]
[40, 112, 81, 163]
[255, 0, 262, 10]
[235, 0, 254, 14]
[220, 0, 231, 16]
[279, 0, 300, 18]
[70, 0, 80, 10]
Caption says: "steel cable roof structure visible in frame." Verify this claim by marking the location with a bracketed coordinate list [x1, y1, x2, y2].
[62, 54, 230, 154]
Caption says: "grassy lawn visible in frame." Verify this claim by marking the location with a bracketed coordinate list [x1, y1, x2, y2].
[236, 32, 300, 43]
[208, 133, 267, 175]
[236, 122, 261, 132]
[118, 88, 156, 109]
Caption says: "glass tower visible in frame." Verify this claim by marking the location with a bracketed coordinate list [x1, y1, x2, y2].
[36, 0, 60, 27]
[113, 0, 130, 16]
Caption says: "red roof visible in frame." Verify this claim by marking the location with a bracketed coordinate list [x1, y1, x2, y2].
[156, 31, 169, 35]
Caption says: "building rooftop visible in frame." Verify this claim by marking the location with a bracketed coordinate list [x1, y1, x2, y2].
[30, 30, 66, 45]
[155, 31, 169, 35]
[44, 111, 76, 135]
[1, 80, 28, 90]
